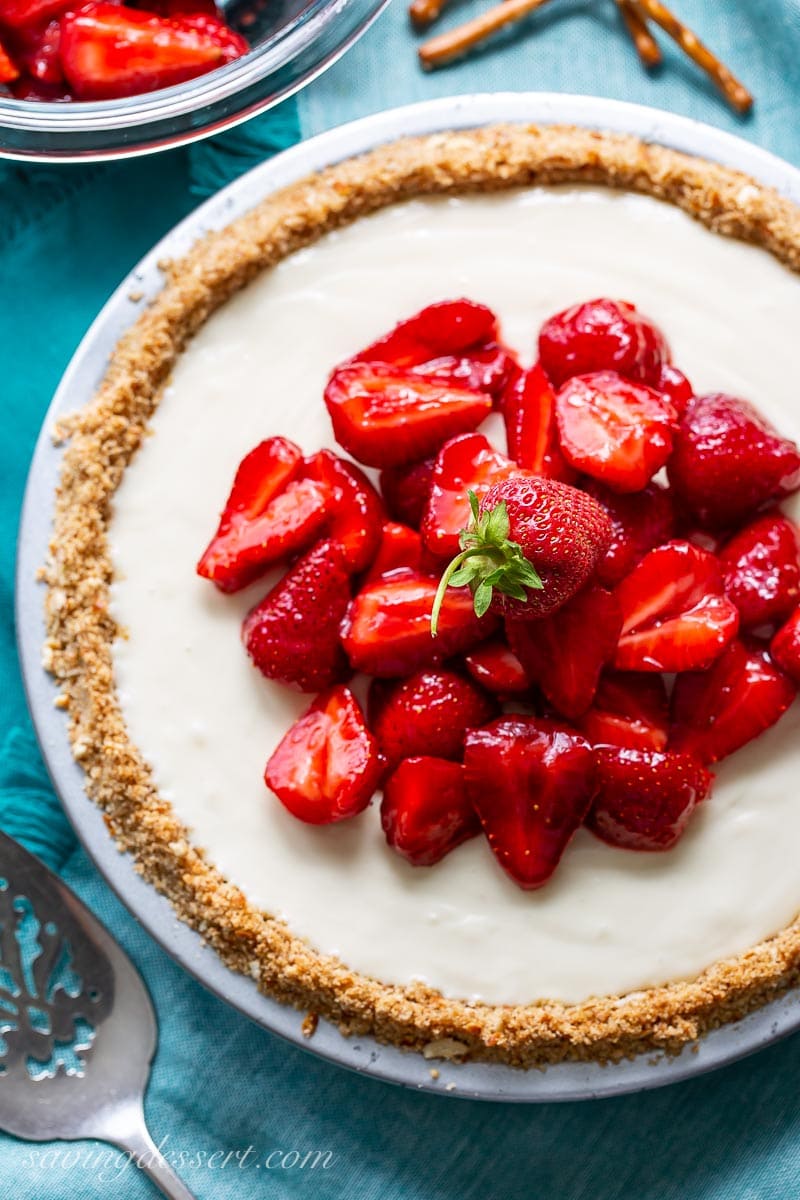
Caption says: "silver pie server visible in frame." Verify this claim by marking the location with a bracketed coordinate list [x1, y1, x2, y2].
[0, 830, 196, 1199]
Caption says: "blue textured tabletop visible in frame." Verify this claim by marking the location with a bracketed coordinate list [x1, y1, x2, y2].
[3, 2, 800, 1196]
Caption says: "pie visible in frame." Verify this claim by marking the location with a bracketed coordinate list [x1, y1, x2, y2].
[43, 124, 800, 1067]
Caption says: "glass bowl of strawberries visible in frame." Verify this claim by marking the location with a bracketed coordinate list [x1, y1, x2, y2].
[0, 0, 387, 159]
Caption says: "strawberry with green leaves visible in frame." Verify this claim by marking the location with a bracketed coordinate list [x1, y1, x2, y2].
[430, 475, 612, 632]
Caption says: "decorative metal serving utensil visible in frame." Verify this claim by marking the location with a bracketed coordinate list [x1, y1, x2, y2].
[0, 830, 196, 1199]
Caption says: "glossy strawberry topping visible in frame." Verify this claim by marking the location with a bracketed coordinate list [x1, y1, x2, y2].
[193, 295, 800, 889]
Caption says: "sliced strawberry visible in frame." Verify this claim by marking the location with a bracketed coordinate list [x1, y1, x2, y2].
[379, 456, 435, 530]
[362, 521, 424, 584]
[670, 638, 797, 764]
[414, 343, 519, 403]
[463, 636, 529, 698]
[352, 299, 498, 368]
[324, 363, 492, 469]
[586, 747, 712, 851]
[200, 478, 329, 592]
[197, 437, 328, 592]
[301, 449, 384, 575]
[60, 3, 247, 100]
[656, 362, 694, 415]
[368, 668, 497, 772]
[538, 298, 669, 389]
[265, 686, 382, 825]
[584, 479, 676, 587]
[341, 569, 496, 677]
[772, 608, 800, 682]
[14, 19, 61, 83]
[502, 362, 575, 480]
[242, 539, 351, 692]
[616, 541, 725, 633]
[464, 717, 596, 889]
[0, 0, 68, 31]
[718, 511, 800, 628]
[578, 670, 669, 751]
[0, 35, 19, 81]
[210, 437, 302, 529]
[614, 540, 739, 672]
[381, 758, 480, 866]
[421, 432, 516, 559]
[506, 584, 622, 719]
[667, 393, 800, 528]
[555, 371, 676, 493]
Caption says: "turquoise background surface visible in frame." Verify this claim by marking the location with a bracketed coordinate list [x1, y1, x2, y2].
[4, 2, 800, 1195]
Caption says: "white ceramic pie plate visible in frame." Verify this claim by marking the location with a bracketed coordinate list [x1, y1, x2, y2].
[16, 93, 800, 1103]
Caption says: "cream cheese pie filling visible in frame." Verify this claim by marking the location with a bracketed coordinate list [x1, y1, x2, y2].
[108, 187, 800, 1008]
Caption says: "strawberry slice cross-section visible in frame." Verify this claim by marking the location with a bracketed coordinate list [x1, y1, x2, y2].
[555, 370, 676, 493]
[341, 568, 496, 677]
[578, 670, 669, 752]
[502, 362, 574, 480]
[60, 3, 248, 100]
[324, 362, 493, 469]
[197, 436, 331, 593]
[670, 638, 797, 765]
[614, 540, 740, 672]
[265, 685, 383, 825]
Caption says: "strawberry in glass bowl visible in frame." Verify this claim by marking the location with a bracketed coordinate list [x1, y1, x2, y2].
[0, 0, 388, 156]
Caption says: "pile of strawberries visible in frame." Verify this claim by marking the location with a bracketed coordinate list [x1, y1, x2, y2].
[197, 296, 800, 890]
[0, 0, 247, 101]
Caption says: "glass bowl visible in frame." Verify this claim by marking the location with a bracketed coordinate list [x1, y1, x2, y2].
[0, 0, 388, 161]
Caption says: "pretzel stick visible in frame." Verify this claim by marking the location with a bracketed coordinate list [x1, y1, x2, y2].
[410, 0, 449, 29]
[633, 0, 752, 112]
[616, 0, 661, 68]
[419, 0, 554, 68]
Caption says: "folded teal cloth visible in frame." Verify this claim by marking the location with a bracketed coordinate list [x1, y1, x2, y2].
[5, 4, 800, 1194]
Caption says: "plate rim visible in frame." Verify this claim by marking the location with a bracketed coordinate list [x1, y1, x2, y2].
[16, 92, 800, 1103]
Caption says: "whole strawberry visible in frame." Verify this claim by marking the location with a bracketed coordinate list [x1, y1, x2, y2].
[431, 475, 612, 629]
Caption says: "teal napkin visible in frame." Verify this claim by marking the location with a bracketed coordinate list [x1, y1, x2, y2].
[5, 4, 800, 1194]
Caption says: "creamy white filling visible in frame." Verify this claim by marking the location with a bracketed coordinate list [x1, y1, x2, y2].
[109, 187, 800, 1006]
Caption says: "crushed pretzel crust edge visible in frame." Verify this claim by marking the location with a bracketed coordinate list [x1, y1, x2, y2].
[43, 124, 800, 1068]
